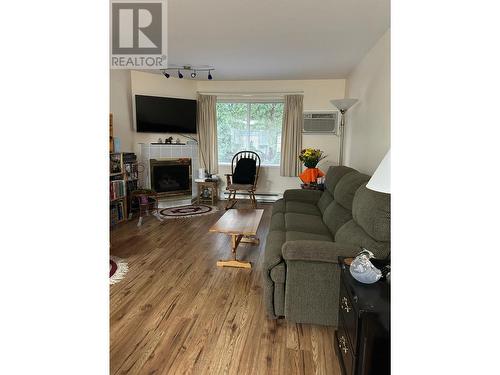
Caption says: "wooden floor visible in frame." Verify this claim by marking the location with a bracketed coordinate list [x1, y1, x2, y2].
[110, 202, 341, 375]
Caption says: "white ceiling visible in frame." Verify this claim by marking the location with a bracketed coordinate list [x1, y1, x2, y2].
[164, 0, 390, 80]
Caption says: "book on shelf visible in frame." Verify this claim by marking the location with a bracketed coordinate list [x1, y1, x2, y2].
[110, 200, 125, 225]
[110, 153, 123, 174]
[110, 180, 126, 200]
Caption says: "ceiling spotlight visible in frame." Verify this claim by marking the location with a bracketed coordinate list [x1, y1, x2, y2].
[208, 70, 213, 80]
[163, 71, 170, 78]
[178, 70, 183, 79]
[191, 71, 197, 78]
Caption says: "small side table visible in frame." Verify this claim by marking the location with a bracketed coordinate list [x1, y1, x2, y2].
[335, 257, 390, 375]
[300, 183, 325, 191]
[196, 180, 219, 205]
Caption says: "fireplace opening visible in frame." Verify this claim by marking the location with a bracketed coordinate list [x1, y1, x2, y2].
[150, 158, 192, 197]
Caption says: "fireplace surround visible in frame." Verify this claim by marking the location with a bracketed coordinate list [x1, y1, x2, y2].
[140, 143, 200, 204]
[150, 158, 192, 198]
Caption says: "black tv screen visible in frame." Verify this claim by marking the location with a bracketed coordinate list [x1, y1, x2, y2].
[135, 95, 197, 133]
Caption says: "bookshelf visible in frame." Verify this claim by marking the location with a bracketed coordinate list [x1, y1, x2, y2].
[110, 153, 127, 225]
[123, 153, 139, 217]
[110, 152, 139, 226]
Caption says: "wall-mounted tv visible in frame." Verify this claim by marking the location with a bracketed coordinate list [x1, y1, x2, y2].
[135, 95, 197, 133]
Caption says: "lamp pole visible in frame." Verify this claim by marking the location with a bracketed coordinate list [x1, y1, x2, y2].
[330, 98, 358, 166]
[338, 108, 347, 166]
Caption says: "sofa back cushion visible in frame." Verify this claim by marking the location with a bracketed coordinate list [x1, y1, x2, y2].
[334, 172, 370, 210]
[322, 201, 353, 236]
[317, 190, 333, 214]
[324, 166, 356, 195]
[321, 170, 369, 237]
[352, 184, 391, 242]
[317, 166, 355, 215]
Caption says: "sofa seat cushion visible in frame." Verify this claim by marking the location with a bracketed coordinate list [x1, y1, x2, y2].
[285, 231, 332, 242]
[285, 212, 331, 236]
[285, 201, 321, 216]
[263, 230, 286, 271]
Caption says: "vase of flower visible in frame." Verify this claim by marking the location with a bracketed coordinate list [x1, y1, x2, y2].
[298, 148, 327, 184]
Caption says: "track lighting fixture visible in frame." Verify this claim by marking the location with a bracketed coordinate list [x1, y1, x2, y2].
[161, 65, 215, 80]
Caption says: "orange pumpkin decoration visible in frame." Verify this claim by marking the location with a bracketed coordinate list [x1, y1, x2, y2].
[299, 167, 325, 184]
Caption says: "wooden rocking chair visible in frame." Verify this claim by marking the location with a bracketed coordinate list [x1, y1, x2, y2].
[225, 151, 261, 209]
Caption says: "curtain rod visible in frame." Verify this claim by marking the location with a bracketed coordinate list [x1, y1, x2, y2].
[196, 91, 304, 96]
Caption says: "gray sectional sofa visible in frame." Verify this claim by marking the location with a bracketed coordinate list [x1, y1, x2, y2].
[263, 166, 390, 326]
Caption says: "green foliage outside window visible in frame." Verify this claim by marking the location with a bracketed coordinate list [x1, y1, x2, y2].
[216, 102, 284, 165]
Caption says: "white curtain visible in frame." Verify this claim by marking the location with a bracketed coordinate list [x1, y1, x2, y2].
[280, 95, 303, 176]
[196, 94, 218, 174]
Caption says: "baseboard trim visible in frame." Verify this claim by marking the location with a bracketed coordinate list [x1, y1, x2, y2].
[222, 191, 282, 203]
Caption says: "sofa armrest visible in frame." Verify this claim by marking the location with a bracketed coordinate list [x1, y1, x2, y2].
[283, 189, 323, 203]
[282, 240, 361, 263]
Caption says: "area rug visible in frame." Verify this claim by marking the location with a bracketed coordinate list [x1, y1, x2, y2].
[110, 256, 129, 285]
[159, 204, 218, 219]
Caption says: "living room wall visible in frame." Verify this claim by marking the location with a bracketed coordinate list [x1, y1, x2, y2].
[344, 29, 390, 174]
[197, 79, 345, 194]
[110, 70, 134, 152]
[111, 71, 346, 194]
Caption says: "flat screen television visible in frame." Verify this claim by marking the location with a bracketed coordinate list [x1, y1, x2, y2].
[135, 95, 197, 133]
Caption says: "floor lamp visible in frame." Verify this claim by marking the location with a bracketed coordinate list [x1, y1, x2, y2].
[330, 98, 358, 166]
[366, 150, 391, 265]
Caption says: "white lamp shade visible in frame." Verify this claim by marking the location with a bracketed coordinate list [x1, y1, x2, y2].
[330, 98, 358, 112]
[366, 150, 390, 193]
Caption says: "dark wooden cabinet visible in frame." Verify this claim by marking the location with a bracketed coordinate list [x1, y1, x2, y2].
[335, 257, 390, 375]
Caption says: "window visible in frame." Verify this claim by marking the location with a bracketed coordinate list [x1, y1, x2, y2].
[216, 101, 284, 166]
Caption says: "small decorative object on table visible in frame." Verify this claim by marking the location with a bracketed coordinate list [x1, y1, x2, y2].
[165, 136, 173, 144]
[350, 249, 391, 284]
[298, 148, 327, 184]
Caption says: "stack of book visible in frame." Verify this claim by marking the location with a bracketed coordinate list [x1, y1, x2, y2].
[110, 180, 126, 200]
[110, 201, 125, 225]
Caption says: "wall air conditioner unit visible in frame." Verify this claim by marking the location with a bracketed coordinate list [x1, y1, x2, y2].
[303, 112, 339, 134]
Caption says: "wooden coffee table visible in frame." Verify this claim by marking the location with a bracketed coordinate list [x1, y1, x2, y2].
[209, 209, 264, 269]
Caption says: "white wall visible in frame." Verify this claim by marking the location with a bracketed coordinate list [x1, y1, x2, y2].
[112, 71, 346, 194]
[197, 79, 346, 194]
[344, 29, 390, 174]
[110, 70, 134, 152]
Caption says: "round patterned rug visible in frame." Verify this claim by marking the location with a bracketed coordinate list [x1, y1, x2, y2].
[110, 256, 129, 285]
[159, 204, 218, 219]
